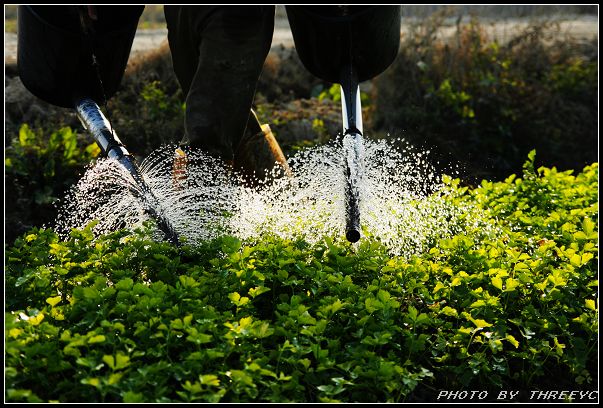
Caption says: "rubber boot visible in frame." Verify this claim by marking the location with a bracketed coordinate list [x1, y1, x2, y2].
[171, 146, 188, 190]
[234, 123, 292, 186]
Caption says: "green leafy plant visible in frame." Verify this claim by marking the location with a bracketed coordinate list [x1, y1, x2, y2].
[5, 124, 100, 243]
[5, 154, 597, 403]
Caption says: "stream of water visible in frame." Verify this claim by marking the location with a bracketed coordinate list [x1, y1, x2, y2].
[55, 137, 497, 258]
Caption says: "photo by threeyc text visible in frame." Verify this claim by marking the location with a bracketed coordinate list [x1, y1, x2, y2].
[436, 390, 598, 402]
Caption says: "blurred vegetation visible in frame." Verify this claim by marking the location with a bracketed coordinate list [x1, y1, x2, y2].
[396, 5, 598, 18]
[136, 5, 166, 29]
[4, 11, 598, 246]
[373, 11, 598, 182]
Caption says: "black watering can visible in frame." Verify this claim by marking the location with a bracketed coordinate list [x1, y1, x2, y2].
[286, 5, 402, 242]
[17, 5, 179, 245]
[18, 5, 143, 107]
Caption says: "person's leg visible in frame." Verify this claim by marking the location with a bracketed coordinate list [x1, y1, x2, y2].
[164, 5, 207, 97]
[165, 5, 275, 161]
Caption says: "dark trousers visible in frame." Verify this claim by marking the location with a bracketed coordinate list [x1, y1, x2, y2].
[164, 5, 274, 161]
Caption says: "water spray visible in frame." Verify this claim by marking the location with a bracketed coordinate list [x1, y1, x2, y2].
[75, 98, 180, 245]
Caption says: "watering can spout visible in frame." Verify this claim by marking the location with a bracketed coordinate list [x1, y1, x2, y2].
[76, 98, 129, 160]
[339, 65, 363, 243]
[75, 98, 180, 246]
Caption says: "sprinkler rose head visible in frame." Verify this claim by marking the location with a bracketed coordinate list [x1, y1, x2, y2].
[346, 229, 361, 243]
